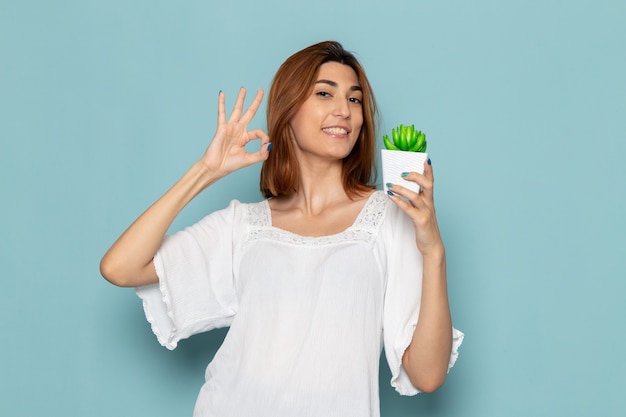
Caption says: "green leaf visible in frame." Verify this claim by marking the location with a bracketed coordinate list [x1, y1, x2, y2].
[383, 134, 400, 150]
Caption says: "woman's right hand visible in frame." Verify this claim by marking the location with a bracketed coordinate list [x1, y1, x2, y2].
[200, 87, 271, 179]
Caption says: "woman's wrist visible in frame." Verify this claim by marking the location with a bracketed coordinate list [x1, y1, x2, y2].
[421, 239, 446, 260]
[421, 241, 447, 280]
[189, 160, 223, 191]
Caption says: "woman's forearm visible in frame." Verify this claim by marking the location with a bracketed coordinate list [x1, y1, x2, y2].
[402, 244, 453, 393]
[100, 161, 220, 287]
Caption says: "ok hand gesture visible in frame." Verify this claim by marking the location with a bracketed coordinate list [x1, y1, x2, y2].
[200, 87, 271, 179]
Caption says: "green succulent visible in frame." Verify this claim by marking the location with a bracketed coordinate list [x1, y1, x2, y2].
[383, 124, 427, 152]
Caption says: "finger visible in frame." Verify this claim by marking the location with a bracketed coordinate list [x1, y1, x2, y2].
[421, 158, 435, 200]
[399, 171, 428, 196]
[239, 89, 264, 125]
[245, 128, 270, 146]
[386, 183, 427, 210]
[258, 141, 273, 160]
[240, 139, 273, 166]
[228, 87, 247, 123]
[386, 187, 419, 213]
[217, 90, 226, 125]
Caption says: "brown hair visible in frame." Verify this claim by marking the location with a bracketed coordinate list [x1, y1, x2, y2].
[260, 41, 378, 198]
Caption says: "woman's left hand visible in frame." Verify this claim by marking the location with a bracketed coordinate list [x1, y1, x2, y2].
[386, 159, 443, 256]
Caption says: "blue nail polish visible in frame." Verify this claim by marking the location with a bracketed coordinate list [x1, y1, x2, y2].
[387, 190, 394, 196]
[427, 158, 431, 166]
[385, 183, 393, 188]
[401, 172, 409, 177]
[267, 143, 273, 151]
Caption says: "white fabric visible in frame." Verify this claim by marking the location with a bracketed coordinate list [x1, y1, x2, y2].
[136, 191, 463, 417]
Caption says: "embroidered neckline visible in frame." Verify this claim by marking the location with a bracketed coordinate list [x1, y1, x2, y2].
[246, 191, 388, 246]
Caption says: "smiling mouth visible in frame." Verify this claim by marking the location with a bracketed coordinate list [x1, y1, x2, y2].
[322, 127, 349, 135]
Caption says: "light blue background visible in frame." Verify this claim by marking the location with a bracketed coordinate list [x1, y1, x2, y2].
[2, 1, 625, 416]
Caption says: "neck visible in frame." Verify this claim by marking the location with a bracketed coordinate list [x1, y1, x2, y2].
[287, 159, 349, 216]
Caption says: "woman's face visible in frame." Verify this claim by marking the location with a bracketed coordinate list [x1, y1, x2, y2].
[289, 62, 364, 163]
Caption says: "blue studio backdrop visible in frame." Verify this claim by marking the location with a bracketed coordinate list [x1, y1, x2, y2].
[1, 1, 625, 416]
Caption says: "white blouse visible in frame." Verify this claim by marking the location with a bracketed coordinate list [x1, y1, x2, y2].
[136, 191, 463, 417]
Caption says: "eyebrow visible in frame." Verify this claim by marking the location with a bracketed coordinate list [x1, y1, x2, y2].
[315, 79, 362, 92]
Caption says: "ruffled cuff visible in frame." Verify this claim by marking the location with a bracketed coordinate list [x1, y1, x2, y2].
[135, 282, 179, 350]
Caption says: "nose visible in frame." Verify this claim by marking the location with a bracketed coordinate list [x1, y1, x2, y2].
[333, 97, 351, 119]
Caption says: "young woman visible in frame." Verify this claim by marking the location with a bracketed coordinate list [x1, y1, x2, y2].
[100, 40, 463, 417]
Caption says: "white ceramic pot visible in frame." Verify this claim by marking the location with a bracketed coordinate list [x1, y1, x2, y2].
[381, 149, 429, 194]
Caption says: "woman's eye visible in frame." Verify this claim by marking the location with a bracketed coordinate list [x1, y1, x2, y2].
[316, 91, 330, 97]
[349, 97, 362, 104]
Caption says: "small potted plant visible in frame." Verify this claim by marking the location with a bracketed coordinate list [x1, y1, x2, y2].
[381, 124, 429, 194]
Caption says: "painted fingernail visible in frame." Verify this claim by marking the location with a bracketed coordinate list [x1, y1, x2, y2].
[267, 143, 273, 151]
[387, 190, 394, 196]
[401, 172, 409, 177]
[386, 183, 393, 188]
[427, 158, 432, 165]
[218, 90, 222, 96]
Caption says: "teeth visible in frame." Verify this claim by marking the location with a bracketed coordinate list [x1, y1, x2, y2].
[323, 127, 348, 134]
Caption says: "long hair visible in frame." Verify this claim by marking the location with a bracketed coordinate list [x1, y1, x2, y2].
[260, 41, 378, 199]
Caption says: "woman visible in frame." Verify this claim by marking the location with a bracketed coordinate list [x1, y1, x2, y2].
[100, 40, 463, 417]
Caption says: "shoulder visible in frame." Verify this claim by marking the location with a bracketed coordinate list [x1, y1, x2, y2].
[218, 198, 268, 214]
[236, 198, 271, 227]
[194, 199, 266, 229]
[353, 190, 395, 234]
[370, 191, 413, 235]
[366, 190, 396, 219]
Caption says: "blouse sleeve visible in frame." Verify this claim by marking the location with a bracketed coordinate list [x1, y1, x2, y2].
[381, 201, 464, 395]
[135, 200, 243, 350]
